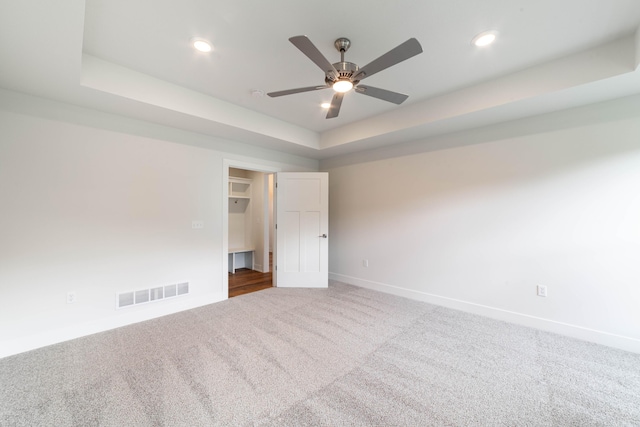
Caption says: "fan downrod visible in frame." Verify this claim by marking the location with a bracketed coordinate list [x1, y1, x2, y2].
[323, 38, 358, 86]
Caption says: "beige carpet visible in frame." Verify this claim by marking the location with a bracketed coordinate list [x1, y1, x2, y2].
[1, 281, 639, 426]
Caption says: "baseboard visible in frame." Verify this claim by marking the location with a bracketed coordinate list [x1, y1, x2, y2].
[330, 273, 640, 354]
[0, 293, 226, 359]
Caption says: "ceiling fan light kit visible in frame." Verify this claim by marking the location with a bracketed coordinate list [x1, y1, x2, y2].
[329, 38, 357, 93]
[332, 80, 353, 93]
[268, 35, 423, 119]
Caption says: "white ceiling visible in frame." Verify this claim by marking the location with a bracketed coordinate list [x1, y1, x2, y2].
[1, 0, 639, 160]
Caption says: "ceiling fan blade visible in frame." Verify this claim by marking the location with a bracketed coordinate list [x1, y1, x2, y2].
[326, 92, 344, 119]
[289, 36, 339, 80]
[353, 38, 423, 81]
[355, 85, 409, 104]
[267, 85, 329, 97]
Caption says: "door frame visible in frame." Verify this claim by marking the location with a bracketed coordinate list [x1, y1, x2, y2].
[222, 159, 281, 299]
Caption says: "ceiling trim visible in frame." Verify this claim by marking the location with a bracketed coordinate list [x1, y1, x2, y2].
[79, 34, 639, 160]
[81, 54, 320, 150]
[319, 36, 638, 150]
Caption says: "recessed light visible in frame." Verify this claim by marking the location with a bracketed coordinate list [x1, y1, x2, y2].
[321, 102, 331, 109]
[190, 37, 212, 53]
[472, 31, 498, 47]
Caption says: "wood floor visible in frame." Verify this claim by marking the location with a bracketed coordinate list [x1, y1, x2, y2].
[228, 253, 272, 298]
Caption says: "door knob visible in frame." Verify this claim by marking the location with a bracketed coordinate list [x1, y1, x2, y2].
[319, 234, 327, 238]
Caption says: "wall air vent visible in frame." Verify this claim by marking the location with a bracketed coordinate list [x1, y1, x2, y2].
[116, 282, 189, 309]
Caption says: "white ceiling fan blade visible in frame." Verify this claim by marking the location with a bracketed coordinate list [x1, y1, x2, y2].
[355, 85, 409, 104]
[353, 38, 423, 81]
[267, 85, 330, 97]
[289, 36, 339, 80]
[326, 92, 344, 119]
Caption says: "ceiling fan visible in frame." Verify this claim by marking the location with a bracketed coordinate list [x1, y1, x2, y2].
[267, 36, 423, 119]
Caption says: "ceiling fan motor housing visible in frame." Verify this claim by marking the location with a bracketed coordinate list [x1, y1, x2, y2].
[326, 61, 359, 85]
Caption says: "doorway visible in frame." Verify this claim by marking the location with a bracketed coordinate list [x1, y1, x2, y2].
[226, 165, 275, 297]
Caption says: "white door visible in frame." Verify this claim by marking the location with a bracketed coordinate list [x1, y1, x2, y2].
[275, 172, 328, 288]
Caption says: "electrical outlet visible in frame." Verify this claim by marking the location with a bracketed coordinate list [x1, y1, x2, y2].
[67, 292, 77, 304]
[363, 259, 369, 267]
[537, 285, 548, 297]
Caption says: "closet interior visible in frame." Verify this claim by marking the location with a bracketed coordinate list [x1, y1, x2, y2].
[228, 168, 274, 296]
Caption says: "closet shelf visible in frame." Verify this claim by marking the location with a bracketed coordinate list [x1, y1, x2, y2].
[229, 176, 252, 198]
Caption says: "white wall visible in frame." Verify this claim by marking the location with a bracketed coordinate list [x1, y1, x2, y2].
[0, 93, 317, 358]
[325, 107, 640, 353]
